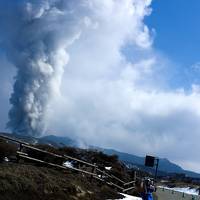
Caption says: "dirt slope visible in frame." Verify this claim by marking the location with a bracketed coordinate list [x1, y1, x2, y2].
[0, 163, 122, 200]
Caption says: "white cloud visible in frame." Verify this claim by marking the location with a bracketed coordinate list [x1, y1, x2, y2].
[45, 0, 200, 172]
[1, 0, 200, 172]
[191, 62, 200, 71]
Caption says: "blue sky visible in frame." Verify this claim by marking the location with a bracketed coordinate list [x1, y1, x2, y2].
[146, 0, 200, 66]
[143, 0, 200, 89]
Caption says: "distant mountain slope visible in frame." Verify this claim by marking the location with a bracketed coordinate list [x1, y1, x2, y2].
[101, 148, 183, 173]
[0, 132, 78, 148]
[38, 135, 77, 147]
[101, 148, 200, 178]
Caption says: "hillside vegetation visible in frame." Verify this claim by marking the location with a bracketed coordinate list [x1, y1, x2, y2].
[0, 138, 144, 200]
[0, 163, 124, 200]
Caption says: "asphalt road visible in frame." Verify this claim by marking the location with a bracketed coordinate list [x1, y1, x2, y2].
[156, 187, 200, 200]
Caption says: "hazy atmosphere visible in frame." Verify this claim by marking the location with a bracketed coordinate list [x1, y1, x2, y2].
[0, 0, 200, 173]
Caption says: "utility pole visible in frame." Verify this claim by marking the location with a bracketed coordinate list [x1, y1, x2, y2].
[154, 158, 159, 182]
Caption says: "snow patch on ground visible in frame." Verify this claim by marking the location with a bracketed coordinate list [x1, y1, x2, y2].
[158, 186, 199, 196]
[63, 161, 74, 169]
[113, 193, 142, 200]
[105, 166, 112, 170]
[4, 157, 9, 162]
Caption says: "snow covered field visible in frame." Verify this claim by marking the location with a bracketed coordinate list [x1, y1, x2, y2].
[158, 186, 199, 196]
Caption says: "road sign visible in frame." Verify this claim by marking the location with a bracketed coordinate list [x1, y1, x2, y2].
[145, 155, 155, 167]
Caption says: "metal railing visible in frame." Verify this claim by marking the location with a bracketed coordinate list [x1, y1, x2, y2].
[0, 133, 136, 193]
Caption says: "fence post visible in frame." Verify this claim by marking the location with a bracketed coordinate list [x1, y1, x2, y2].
[100, 170, 104, 179]
[90, 165, 96, 182]
[191, 195, 195, 200]
[19, 143, 23, 152]
[182, 192, 185, 198]
[77, 162, 80, 169]
[134, 171, 136, 188]
[16, 143, 23, 163]
[16, 153, 20, 163]
[134, 171, 136, 181]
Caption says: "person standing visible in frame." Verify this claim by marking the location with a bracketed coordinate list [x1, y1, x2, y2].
[141, 179, 155, 200]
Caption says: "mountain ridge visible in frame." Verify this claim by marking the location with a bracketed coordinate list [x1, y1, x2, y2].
[1, 132, 200, 178]
[100, 148, 200, 178]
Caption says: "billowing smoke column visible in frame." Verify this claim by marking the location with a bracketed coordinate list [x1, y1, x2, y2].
[0, 0, 152, 137]
[0, 1, 82, 136]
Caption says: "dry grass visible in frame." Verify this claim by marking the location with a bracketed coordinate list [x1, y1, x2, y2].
[0, 163, 122, 200]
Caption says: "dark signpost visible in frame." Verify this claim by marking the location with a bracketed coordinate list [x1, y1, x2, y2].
[145, 155, 155, 167]
[145, 155, 159, 181]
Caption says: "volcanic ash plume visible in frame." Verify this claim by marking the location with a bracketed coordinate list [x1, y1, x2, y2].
[1, 1, 81, 136]
[0, 0, 152, 137]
